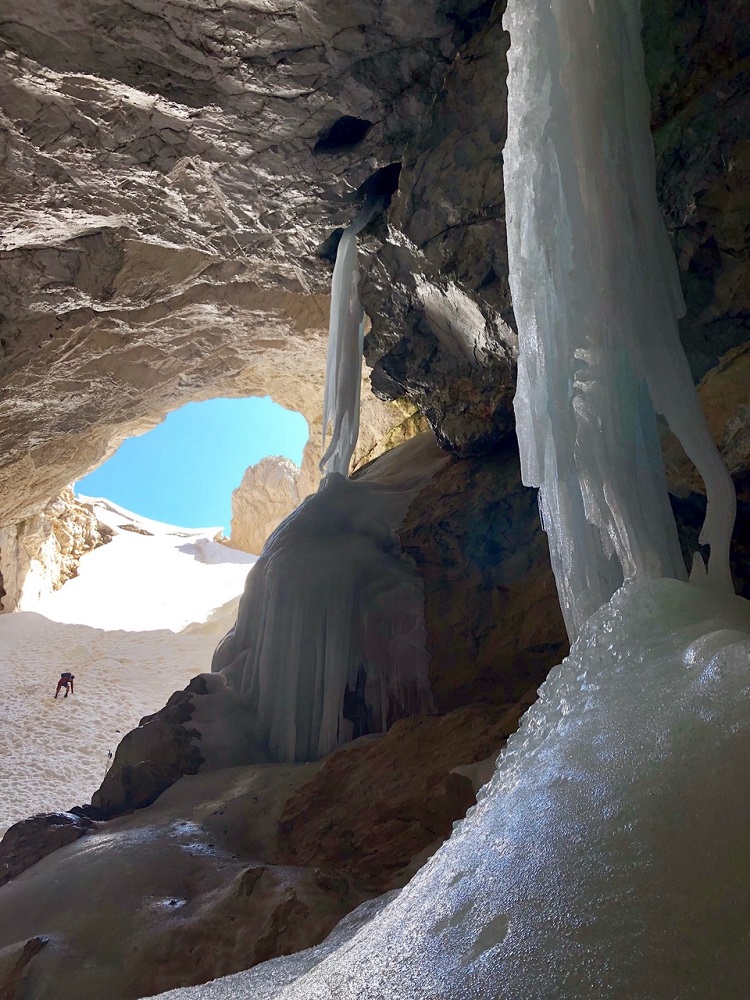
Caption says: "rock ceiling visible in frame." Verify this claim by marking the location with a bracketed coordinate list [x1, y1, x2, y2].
[0, 0, 748, 525]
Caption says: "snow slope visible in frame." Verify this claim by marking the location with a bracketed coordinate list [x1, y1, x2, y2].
[25, 498, 255, 633]
[0, 499, 255, 834]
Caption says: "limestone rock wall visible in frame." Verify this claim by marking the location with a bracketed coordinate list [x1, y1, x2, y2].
[0, 488, 112, 612]
[0, 0, 484, 526]
[230, 456, 303, 556]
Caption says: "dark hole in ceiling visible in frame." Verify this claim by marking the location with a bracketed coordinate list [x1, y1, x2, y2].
[314, 116, 373, 154]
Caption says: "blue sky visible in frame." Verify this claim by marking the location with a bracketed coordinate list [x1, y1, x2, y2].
[76, 397, 309, 532]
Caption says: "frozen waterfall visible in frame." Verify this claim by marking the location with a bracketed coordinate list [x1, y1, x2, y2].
[163, 1, 750, 997]
[214, 435, 446, 761]
[506, 0, 736, 638]
[214, 198, 444, 762]
[320, 201, 379, 479]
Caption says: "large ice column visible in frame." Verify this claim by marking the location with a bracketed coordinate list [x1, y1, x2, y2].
[505, 0, 736, 638]
[320, 202, 378, 479]
[213, 435, 448, 762]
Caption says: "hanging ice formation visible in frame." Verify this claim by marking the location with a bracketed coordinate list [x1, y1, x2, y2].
[213, 199, 441, 763]
[319, 200, 379, 478]
[166, 3, 750, 998]
[214, 434, 446, 762]
[507, 0, 736, 638]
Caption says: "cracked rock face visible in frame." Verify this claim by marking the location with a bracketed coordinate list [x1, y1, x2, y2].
[361, 3, 518, 456]
[0, 0, 484, 525]
[0, 488, 113, 612]
[2, 0, 749, 525]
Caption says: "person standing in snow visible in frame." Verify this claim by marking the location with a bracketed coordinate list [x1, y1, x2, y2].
[54, 672, 75, 699]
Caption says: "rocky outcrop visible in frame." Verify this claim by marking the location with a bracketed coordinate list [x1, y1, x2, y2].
[0, 0, 486, 525]
[276, 701, 535, 890]
[91, 689, 204, 820]
[230, 457, 303, 556]
[0, 488, 113, 611]
[126, 862, 373, 998]
[643, 0, 750, 384]
[362, 2, 518, 455]
[92, 673, 268, 819]
[663, 342, 750, 498]
[0, 812, 95, 888]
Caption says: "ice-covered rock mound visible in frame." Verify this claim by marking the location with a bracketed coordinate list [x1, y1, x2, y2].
[214, 434, 450, 762]
[156, 579, 750, 999]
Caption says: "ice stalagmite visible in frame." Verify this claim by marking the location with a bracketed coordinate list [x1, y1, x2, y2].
[506, 0, 736, 637]
[214, 198, 440, 762]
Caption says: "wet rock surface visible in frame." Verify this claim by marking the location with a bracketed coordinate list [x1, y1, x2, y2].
[275, 703, 532, 890]
[401, 438, 569, 711]
[126, 861, 373, 999]
[0, 934, 49, 1000]
[0, 812, 94, 888]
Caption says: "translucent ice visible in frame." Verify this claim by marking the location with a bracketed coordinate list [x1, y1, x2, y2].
[505, 0, 736, 638]
[213, 435, 449, 762]
[157, 582, 750, 999]
[320, 202, 379, 479]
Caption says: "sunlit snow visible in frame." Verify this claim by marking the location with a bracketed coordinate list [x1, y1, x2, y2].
[0, 500, 254, 834]
[24, 498, 254, 633]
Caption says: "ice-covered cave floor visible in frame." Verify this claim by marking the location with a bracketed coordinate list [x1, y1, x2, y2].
[0, 500, 254, 833]
[154, 578, 750, 999]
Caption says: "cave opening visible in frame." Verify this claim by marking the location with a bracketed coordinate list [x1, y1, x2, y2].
[313, 115, 373, 153]
[75, 397, 309, 537]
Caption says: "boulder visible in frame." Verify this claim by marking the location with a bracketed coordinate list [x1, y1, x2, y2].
[0, 812, 94, 888]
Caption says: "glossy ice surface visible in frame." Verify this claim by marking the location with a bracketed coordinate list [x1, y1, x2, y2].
[160, 581, 750, 998]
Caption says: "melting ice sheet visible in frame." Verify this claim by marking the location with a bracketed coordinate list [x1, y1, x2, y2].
[157, 579, 750, 999]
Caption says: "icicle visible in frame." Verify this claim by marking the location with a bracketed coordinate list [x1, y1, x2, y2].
[319, 200, 380, 479]
[505, 0, 736, 639]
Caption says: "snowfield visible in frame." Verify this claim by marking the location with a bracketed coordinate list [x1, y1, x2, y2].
[0, 498, 255, 834]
